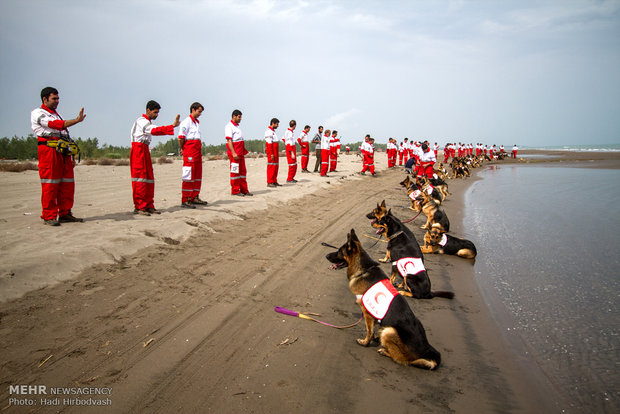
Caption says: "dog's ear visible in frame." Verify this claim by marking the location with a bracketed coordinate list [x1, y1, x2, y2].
[381, 200, 386, 207]
[350, 229, 359, 243]
[387, 208, 392, 215]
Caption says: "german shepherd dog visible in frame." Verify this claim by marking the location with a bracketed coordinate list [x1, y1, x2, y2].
[366, 201, 423, 263]
[374, 211, 454, 300]
[414, 190, 450, 232]
[417, 175, 450, 203]
[325, 229, 441, 369]
[421, 225, 477, 259]
[400, 175, 443, 209]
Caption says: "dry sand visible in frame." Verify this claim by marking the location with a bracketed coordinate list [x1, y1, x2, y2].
[1, 150, 611, 413]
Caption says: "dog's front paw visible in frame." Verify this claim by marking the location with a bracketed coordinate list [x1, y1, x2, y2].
[378, 258, 388, 263]
[357, 338, 371, 347]
[377, 348, 389, 357]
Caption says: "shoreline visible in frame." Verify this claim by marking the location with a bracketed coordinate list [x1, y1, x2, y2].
[0, 150, 617, 413]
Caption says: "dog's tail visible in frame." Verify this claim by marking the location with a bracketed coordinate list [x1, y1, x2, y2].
[431, 291, 455, 299]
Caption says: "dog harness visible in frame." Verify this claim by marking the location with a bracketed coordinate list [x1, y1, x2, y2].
[358, 280, 398, 321]
[409, 189, 421, 200]
[438, 234, 448, 246]
[393, 257, 425, 277]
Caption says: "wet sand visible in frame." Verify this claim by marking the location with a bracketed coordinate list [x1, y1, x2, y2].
[1, 150, 614, 413]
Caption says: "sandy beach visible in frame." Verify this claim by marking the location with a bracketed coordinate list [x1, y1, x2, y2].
[0, 150, 616, 413]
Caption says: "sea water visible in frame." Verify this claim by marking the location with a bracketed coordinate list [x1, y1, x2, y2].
[464, 164, 620, 413]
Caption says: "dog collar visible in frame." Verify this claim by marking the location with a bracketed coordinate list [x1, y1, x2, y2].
[388, 230, 404, 240]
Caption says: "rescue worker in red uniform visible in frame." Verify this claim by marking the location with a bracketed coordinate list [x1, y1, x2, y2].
[329, 130, 339, 172]
[283, 120, 298, 183]
[320, 129, 331, 176]
[360, 135, 375, 175]
[130, 100, 180, 215]
[225, 109, 252, 196]
[417, 142, 436, 178]
[31, 87, 86, 226]
[178, 102, 206, 208]
[265, 118, 280, 188]
[298, 125, 311, 172]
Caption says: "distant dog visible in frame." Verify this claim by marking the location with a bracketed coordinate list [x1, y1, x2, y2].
[374, 211, 454, 300]
[325, 229, 442, 369]
[414, 190, 450, 232]
[421, 226, 477, 259]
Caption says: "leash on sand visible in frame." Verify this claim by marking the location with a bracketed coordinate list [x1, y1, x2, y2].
[274, 306, 363, 329]
[401, 210, 422, 224]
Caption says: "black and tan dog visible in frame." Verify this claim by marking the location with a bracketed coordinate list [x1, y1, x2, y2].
[421, 225, 477, 259]
[367, 200, 423, 262]
[326, 229, 441, 369]
[417, 175, 450, 203]
[374, 210, 454, 300]
[413, 190, 450, 232]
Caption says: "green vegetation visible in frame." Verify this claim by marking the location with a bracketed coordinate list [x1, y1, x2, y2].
[0, 136, 368, 162]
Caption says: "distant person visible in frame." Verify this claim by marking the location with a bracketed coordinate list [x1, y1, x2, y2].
[387, 138, 397, 168]
[417, 142, 436, 178]
[512, 144, 518, 158]
[320, 129, 331, 176]
[329, 130, 339, 172]
[130, 100, 180, 215]
[360, 135, 375, 175]
[312, 125, 323, 173]
[31, 86, 86, 226]
[225, 109, 252, 196]
[283, 120, 298, 183]
[178, 102, 206, 209]
[265, 118, 280, 188]
[298, 125, 311, 172]
[345, 145, 350, 154]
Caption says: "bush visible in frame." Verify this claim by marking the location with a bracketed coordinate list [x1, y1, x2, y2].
[0, 161, 38, 172]
[157, 156, 173, 164]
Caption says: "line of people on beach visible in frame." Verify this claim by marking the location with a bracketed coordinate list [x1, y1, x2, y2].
[30, 86, 515, 226]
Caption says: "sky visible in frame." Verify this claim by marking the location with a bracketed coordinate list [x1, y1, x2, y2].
[1, 0, 619, 147]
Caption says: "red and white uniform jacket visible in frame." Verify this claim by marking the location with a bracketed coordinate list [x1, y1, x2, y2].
[283, 128, 295, 146]
[298, 130, 309, 144]
[31, 105, 70, 141]
[264, 127, 277, 144]
[225, 121, 244, 143]
[178, 115, 201, 158]
[131, 115, 174, 145]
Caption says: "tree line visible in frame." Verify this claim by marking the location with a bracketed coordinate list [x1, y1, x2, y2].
[0, 136, 382, 161]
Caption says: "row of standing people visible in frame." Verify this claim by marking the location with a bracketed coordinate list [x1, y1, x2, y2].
[442, 143, 519, 160]
[30, 87, 349, 224]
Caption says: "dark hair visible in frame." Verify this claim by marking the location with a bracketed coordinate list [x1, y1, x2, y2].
[146, 100, 161, 111]
[40, 87, 58, 102]
[289, 120, 296, 127]
[332, 130, 338, 135]
[318, 125, 323, 130]
[422, 143, 428, 150]
[365, 134, 370, 139]
[304, 125, 310, 129]
[270, 118, 280, 125]
[190, 102, 204, 112]
[232, 109, 242, 117]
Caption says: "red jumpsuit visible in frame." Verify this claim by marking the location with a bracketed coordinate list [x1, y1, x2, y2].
[178, 115, 203, 203]
[130, 115, 175, 210]
[31, 105, 75, 220]
[320, 133, 331, 176]
[225, 120, 249, 195]
[284, 128, 297, 181]
[264, 126, 279, 185]
[298, 130, 310, 171]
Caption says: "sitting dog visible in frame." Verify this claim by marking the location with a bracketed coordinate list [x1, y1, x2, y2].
[421, 225, 477, 259]
[417, 175, 446, 204]
[367, 201, 423, 263]
[325, 229, 441, 369]
[374, 211, 454, 300]
[413, 190, 450, 232]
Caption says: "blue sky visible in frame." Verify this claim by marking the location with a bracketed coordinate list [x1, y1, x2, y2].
[1, 0, 619, 147]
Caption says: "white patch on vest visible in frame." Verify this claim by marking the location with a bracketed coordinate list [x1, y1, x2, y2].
[425, 185, 434, 195]
[230, 162, 239, 173]
[361, 280, 398, 320]
[393, 257, 425, 277]
[409, 190, 421, 200]
[439, 233, 448, 246]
